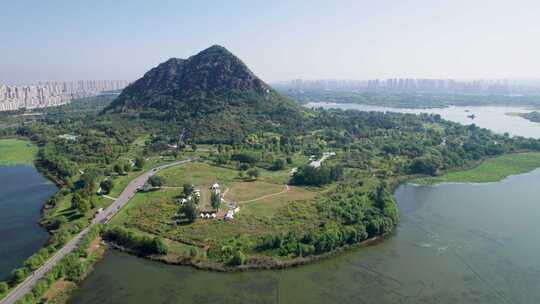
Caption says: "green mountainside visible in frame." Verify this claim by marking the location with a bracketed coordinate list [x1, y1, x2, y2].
[105, 45, 305, 142]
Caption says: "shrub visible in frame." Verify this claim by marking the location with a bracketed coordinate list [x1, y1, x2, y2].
[246, 168, 260, 180]
[10, 267, 29, 285]
[229, 250, 246, 265]
[231, 152, 259, 164]
[0, 281, 8, 294]
[270, 159, 286, 171]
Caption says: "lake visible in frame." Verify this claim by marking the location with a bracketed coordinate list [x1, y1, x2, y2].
[0, 165, 57, 280]
[70, 168, 540, 304]
[306, 102, 540, 139]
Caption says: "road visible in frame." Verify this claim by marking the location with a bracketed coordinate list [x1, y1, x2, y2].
[0, 158, 196, 304]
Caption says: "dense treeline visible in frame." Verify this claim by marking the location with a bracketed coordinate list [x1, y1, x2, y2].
[310, 109, 540, 177]
[102, 226, 168, 255]
[282, 89, 540, 108]
[290, 164, 343, 186]
[256, 182, 397, 257]
[3, 225, 103, 303]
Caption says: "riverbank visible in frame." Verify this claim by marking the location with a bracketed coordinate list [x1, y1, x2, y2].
[40, 237, 107, 304]
[69, 166, 540, 304]
[0, 138, 37, 165]
[94, 152, 540, 273]
[107, 231, 391, 272]
[413, 152, 540, 185]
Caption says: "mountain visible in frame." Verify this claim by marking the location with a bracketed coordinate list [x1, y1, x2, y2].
[105, 45, 305, 142]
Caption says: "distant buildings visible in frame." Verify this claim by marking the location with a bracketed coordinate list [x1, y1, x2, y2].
[274, 78, 540, 95]
[0, 80, 130, 112]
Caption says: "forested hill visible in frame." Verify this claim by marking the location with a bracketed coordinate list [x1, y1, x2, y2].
[104, 45, 305, 142]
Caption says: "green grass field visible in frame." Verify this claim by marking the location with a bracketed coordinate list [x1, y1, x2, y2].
[109, 161, 321, 260]
[158, 162, 239, 188]
[225, 181, 285, 202]
[0, 138, 38, 165]
[415, 152, 540, 184]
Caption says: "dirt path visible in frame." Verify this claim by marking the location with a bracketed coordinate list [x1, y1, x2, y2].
[224, 184, 290, 204]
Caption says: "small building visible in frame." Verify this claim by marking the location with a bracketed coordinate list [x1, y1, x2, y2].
[224, 210, 234, 221]
[58, 134, 78, 141]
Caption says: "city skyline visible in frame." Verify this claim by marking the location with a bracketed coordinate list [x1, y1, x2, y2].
[0, 80, 129, 111]
[3, 1, 540, 84]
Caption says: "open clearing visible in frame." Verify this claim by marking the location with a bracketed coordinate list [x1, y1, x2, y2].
[416, 152, 540, 184]
[109, 162, 321, 253]
[0, 138, 38, 165]
[224, 181, 286, 203]
[158, 162, 238, 187]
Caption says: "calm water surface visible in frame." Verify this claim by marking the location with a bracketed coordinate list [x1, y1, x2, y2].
[0, 165, 56, 279]
[70, 169, 540, 304]
[306, 102, 540, 139]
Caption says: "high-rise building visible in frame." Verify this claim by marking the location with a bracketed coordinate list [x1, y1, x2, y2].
[0, 80, 130, 112]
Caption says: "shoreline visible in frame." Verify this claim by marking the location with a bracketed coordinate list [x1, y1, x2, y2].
[106, 231, 391, 273]
[4, 137, 540, 302]
[88, 151, 540, 273]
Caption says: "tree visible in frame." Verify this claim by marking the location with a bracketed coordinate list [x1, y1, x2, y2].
[216, 153, 229, 165]
[135, 157, 145, 170]
[0, 281, 8, 294]
[77, 197, 91, 213]
[181, 202, 197, 223]
[71, 192, 89, 212]
[238, 162, 250, 171]
[192, 193, 200, 205]
[122, 162, 131, 173]
[151, 237, 168, 255]
[100, 179, 114, 194]
[148, 175, 164, 188]
[246, 168, 260, 180]
[211, 191, 221, 210]
[231, 152, 259, 164]
[113, 163, 124, 175]
[270, 159, 286, 171]
[183, 183, 194, 196]
[191, 143, 198, 151]
[50, 215, 68, 230]
[286, 156, 293, 165]
[409, 155, 440, 176]
[10, 268, 28, 284]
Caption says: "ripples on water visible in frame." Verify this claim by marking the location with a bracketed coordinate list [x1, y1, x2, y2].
[71, 168, 540, 303]
[0, 165, 56, 280]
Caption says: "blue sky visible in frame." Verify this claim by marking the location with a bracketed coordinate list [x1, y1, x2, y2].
[2, 0, 540, 83]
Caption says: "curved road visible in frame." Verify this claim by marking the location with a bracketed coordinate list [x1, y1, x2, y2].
[0, 158, 196, 304]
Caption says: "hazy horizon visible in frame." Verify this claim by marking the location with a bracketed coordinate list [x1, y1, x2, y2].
[3, 0, 540, 84]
